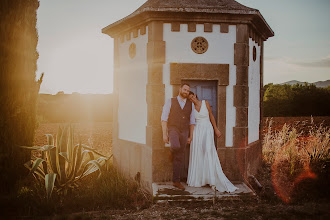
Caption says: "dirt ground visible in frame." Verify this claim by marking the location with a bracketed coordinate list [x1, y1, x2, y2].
[34, 117, 330, 219]
[55, 199, 330, 219]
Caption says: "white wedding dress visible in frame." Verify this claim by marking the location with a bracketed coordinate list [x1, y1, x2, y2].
[187, 100, 238, 193]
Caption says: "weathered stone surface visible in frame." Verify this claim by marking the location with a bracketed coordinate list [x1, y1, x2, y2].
[234, 85, 249, 108]
[236, 107, 248, 127]
[148, 21, 163, 41]
[133, 29, 138, 38]
[204, 23, 213, 32]
[148, 63, 163, 84]
[246, 141, 262, 177]
[188, 22, 196, 32]
[236, 24, 249, 43]
[171, 22, 180, 32]
[170, 63, 229, 85]
[217, 147, 246, 181]
[140, 25, 146, 35]
[147, 41, 166, 64]
[147, 104, 163, 126]
[146, 125, 163, 148]
[233, 127, 248, 148]
[220, 23, 229, 33]
[152, 148, 172, 182]
[234, 43, 249, 66]
[236, 66, 248, 85]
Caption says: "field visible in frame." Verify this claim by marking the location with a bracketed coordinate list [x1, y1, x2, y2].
[32, 116, 330, 219]
[34, 116, 330, 154]
[34, 122, 113, 157]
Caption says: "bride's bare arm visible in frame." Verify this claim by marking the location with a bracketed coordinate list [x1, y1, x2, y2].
[205, 101, 221, 138]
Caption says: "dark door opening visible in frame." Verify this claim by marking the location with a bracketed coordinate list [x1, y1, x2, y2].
[182, 80, 218, 146]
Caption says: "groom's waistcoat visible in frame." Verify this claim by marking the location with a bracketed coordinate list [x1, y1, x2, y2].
[168, 98, 192, 131]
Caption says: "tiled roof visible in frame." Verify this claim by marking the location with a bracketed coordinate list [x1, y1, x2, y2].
[134, 0, 258, 14]
[102, 0, 274, 39]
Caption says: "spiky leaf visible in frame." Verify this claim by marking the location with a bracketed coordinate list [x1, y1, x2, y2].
[45, 173, 56, 200]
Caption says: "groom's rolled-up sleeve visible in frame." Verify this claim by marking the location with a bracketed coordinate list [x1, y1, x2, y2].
[161, 99, 171, 122]
[190, 103, 196, 125]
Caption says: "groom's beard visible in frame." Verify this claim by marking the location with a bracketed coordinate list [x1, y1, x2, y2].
[180, 92, 189, 98]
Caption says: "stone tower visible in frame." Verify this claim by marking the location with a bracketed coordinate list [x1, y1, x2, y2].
[102, 0, 274, 191]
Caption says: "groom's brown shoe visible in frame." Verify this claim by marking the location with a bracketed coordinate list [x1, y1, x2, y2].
[173, 182, 185, 190]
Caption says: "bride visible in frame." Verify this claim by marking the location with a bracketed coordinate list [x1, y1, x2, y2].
[187, 91, 238, 193]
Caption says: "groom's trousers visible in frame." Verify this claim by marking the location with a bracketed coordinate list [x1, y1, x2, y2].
[168, 128, 189, 182]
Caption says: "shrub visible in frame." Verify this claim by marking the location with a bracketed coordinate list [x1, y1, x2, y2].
[263, 118, 330, 203]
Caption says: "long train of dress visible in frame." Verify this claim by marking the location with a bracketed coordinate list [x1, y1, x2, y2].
[187, 100, 238, 192]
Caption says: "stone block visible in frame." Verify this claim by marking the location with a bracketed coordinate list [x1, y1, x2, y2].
[217, 86, 226, 148]
[147, 41, 166, 64]
[234, 43, 249, 66]
[246, 141, 262, 177]
[220, 23, 229, 33]
[133, 29, 138, 38]
[148, 63, 163, 84]
[170, 63, 229, 85]
[217, 147, 245, 181]
[129, 144, 142, 177]
[233, 127, 248, 148]
[141, 145, 152, 187]
[126, 32, 131, 41]
[147, 104, 163, 126]
[140, 25, 146, 35]
[119, 139, 130, 175]
[146, 84, 165, 105]
[236, 107, 248, 127]
[236, 24, 249, 43]
[236, 66, 248, 85]
[204, 23, 213, 32]
[152, 148, 172, 182]
[171, 22, 180, 32]
[188, 22, 196, 32]
[234, 85, 249, 107]
[146, 125, 164, 148]
[148, 21, 163, 41]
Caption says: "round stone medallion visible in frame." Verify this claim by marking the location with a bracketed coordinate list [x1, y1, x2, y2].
[129, 43, 136, 59]
[191, 37, 208, 54]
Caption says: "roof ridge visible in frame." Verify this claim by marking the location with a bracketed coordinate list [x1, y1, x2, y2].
[134, 0, 257, 12]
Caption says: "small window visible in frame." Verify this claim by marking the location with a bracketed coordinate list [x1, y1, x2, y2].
[129, 43, 136, 59]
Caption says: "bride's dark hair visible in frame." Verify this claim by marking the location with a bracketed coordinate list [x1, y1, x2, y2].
[189, 91, 198, 99]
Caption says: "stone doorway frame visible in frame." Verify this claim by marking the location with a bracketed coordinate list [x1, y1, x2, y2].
[170, 63, 229, 148]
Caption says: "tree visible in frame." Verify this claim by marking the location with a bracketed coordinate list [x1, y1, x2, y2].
[0, 0, 40, 193]
[263, 83, 330, 116]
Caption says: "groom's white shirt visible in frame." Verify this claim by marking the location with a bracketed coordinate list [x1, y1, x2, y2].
[161, 96, 196, 125]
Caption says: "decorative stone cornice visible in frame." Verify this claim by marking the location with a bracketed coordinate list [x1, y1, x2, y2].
[102, 11, 274, 41]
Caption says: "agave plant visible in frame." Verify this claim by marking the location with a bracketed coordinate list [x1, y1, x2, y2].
[21, 125, 110, 199]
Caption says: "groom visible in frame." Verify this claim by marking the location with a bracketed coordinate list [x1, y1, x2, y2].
[161, 83, 195, 190]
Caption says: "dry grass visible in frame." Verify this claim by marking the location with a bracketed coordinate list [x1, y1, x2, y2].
[25, 117, 330, 218]
[262, 117, 329, 203]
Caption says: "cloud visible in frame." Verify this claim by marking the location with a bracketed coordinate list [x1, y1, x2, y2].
[289, 55, 330, 68]
[265, 56, 330, 68]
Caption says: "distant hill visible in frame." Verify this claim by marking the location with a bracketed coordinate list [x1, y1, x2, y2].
[280, 80, 330, 88]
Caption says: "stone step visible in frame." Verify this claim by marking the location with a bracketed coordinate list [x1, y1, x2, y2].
[152, 182, 254, 202]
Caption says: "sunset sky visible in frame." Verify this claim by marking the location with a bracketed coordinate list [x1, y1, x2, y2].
[36, 0, 330, 94]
